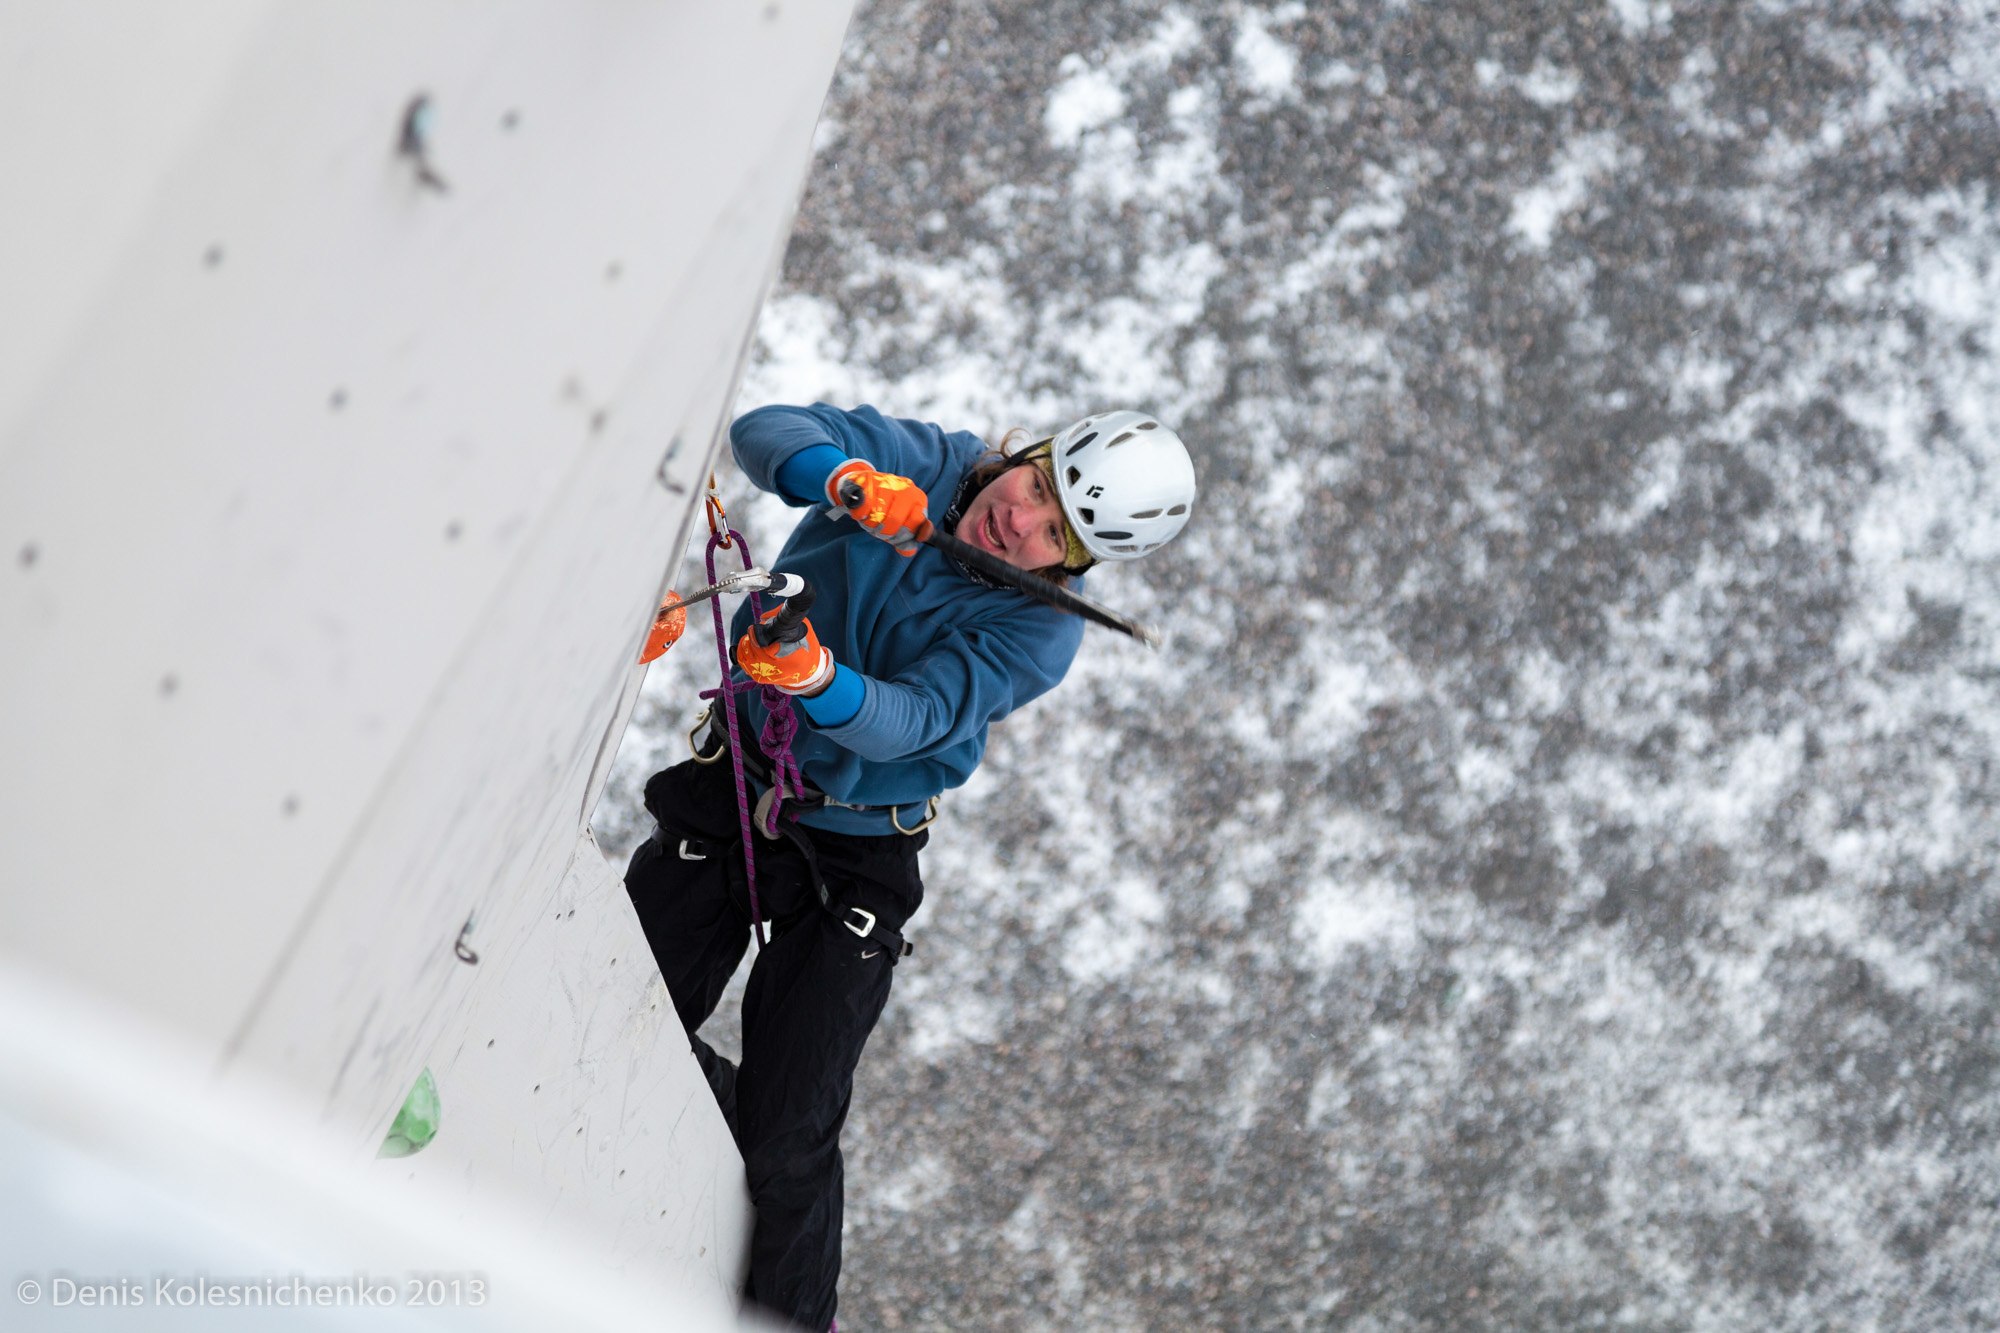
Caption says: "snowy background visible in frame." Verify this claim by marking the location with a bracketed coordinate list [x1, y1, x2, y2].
[594, 1, 2000, 1327]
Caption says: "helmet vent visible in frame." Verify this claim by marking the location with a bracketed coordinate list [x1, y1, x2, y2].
[1096, 530, 1134, 540]
[1167, 503, 1187, 515]
[1107, 431, 1136, 447]
[1137, 421, 1157, 430]
[1066, 466, 1082, 486]
[1077, 507, 1095, 524]
[1064, 432, 1099, 457]
[1130, 508, 1162, 519]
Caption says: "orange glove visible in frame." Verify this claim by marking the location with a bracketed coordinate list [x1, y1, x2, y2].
[735, 606, 835, 695]
[827, 459, 930, 555]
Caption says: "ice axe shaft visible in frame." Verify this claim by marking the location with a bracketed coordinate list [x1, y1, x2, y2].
[657, 568, 804, 618]
[836, 479, 1159, 647]
[641, 568, 806, 664]
[923, 525, 1159, 646]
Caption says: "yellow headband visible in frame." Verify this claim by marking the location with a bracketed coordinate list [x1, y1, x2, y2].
[1025, 450, 1094, 572]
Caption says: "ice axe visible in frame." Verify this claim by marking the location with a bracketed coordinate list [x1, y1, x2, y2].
[835, 479, 1159, 647]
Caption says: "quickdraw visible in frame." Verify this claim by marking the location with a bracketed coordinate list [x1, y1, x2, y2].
[694, 519, 801, 949]
[641, 477, 796, 663]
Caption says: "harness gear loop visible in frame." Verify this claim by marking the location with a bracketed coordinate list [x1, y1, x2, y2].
[890, 796, 941, 835]
[752, 784, 788, 841]
[688, 705, 725, 764]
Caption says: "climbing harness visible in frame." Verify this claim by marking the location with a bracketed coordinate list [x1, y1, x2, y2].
[688, 702, 941, 834]
[667, 820, 914, 964]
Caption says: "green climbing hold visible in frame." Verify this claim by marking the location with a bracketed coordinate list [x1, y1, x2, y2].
[378, 1067, 440, 1158]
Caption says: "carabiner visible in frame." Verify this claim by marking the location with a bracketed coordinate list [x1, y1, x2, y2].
[704, 471, 731, 549]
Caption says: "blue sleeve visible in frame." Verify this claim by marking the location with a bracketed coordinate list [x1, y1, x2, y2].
[811, 608, 1082, 764]
[774, 444, 848, 506]
[797, 663, 863, 727]
[730, 403, 964, 502]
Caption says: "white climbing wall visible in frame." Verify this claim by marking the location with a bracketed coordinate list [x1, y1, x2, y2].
[0, 0, 852, 1318]
[0, 967, 754, 1332]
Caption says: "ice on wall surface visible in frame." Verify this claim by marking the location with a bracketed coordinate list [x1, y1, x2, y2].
[599, 0, 2000, 1327]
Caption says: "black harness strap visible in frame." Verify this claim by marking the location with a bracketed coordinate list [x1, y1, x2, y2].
[769, 817, 915, 962]
[666, 790, 914, 964]
[700, 707, 936, 831]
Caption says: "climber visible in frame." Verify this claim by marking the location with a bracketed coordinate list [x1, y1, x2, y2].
[625, 402, 1196, 1331]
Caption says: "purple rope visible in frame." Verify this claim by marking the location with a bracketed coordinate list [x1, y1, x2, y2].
[755, 696, 809, 835]
[696, 527, 804, 949]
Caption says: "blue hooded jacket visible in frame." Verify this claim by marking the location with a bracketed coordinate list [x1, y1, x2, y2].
[724, 403, 1085, 834]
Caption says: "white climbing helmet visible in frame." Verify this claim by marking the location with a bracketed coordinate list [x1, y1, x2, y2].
[1046, 409, 1197, 562]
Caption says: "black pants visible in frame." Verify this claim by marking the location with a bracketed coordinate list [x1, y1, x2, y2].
[624, 755, 925, 1332]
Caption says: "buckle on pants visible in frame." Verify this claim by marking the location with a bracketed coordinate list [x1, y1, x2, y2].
[843, 906, 877, 939]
